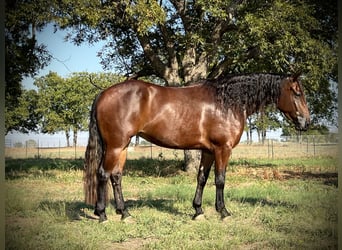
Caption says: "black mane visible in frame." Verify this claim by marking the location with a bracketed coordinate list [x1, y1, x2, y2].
[203, 73, 287, 115]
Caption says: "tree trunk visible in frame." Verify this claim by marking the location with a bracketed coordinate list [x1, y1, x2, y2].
[257, 129, 261, 143]
[135, 135, 140, 146]
[65, 130, 70, 147]
[183, 150, 201, 173]
[262, 130, 266, 145]
[73, 128, 78, 147]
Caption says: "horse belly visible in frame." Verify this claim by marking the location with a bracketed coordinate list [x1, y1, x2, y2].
[138, 105, 210, 149]
[138, 129, 204, 149]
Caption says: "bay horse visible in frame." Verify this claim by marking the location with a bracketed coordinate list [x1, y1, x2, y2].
[84, 73, 310, 222]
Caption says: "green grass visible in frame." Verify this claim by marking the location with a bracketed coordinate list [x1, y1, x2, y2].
[5, 157, 338, 249]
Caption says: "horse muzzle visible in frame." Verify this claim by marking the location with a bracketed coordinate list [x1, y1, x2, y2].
[295, 115, 310, 131]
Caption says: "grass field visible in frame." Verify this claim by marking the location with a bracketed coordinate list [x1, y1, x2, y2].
[5, 156, 338, 249]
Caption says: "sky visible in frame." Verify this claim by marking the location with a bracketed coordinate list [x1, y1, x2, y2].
[7, 24, 111, 146]
[7, 24, 283, 146]
[22, 24, 109, 89]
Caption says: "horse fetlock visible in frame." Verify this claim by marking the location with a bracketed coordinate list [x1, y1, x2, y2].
[192, 206, 204, 220]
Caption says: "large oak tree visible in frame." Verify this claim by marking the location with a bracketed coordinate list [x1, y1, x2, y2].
[6, 0, 337, 171]
[52, 0, 337, 170]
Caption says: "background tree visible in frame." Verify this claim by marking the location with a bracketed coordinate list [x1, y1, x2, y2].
[6, 0, 337, 171]
[34, 72, 124, 146]
[49, 0, 337, 171]
[5, 89, 42, 134]
[34, 72, 71, 145]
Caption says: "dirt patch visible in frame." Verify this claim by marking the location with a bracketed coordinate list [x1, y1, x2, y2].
[230, 167, 338, 186]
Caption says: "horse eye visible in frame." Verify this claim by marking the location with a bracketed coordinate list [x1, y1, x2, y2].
[294, 91, 301, 97]
[291, 88, 301, 97]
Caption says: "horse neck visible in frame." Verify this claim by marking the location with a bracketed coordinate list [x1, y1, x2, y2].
[244, 77, 282, 116]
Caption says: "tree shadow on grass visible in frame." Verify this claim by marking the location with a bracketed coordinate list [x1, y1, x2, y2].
[282, 171, 338, 187]
[5, 158, 184, 179]
[228, 196, 299, 210]
[5, 158, 84, 179]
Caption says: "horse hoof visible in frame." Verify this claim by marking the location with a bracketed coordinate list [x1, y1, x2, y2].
[192, 213, 205, 221]
[221, 215, 231, 222]
[192, 212, 204, 220]
[99, 216, 108, 223]
[121, 211, 131, 220]
[220, 208, 231, 220]
[122, 215, 135, 224]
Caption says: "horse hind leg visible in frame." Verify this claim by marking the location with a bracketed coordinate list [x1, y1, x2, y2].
[94, 161, 110, 222]
[192, 150, 214, 220]
[110, 148, 131, 220]
[94, 146, 128, 222]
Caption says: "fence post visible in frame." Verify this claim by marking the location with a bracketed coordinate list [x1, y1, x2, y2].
[271, 140, 274, 159]
[37, 139, 40, 159]
[313, 136, 316, 156]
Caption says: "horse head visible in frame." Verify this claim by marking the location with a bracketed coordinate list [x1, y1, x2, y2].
[277, 75, 310, 131]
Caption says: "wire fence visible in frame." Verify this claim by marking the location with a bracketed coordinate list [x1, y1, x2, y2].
[4, 135, 338, 160]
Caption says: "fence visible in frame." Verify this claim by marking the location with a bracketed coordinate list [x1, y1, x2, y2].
[4, 135, 338, 160]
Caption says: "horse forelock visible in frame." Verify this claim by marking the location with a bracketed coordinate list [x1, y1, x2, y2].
[203, 73, 286, 114]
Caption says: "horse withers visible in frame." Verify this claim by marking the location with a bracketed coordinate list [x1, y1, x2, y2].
[84, 73, 310, 222]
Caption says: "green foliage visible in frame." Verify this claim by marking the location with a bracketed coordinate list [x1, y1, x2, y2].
[5, 0, 338, 135]
[5, 89, 42, 134]
[32, 71, 124, 144]
[5, 0, 52, 123]
[50, 0, 337, 127]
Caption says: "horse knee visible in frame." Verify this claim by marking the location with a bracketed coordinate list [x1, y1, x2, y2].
[197, 168, 206, 185]
[97, 167, 110, 182]
[215, 172, 225, 189]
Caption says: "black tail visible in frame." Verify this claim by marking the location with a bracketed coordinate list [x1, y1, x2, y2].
[84, 94, 103, 205]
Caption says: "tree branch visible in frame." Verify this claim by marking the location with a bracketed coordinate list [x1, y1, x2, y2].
[88, 75, 104, 90]
[137, 35, 167, 78]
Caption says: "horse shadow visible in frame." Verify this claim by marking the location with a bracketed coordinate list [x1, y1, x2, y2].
[38, 197, 187, 222]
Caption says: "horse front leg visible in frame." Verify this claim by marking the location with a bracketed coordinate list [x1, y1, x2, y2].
[192, 150, 214, 220]
[214, 146, 232, 219]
